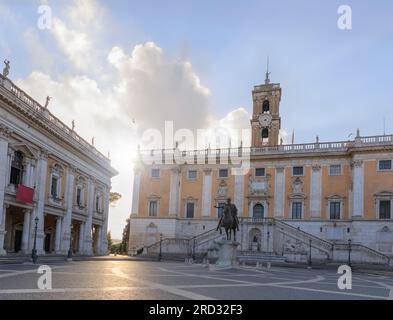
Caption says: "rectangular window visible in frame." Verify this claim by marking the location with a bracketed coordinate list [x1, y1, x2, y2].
[329, 165, 342, 176]
[379, 160, 392, 171]
[149, 201, 158, 217]
[292, 202, 302, 219]
[10, 167, 22, 185]
[217, 202, 225, 218]
[219, 169, 229, 178]
[379, 200, 391, 219]
[293, 166, 304, 176]
[188, 170, 197, 180]
[186, 202, 195, 218]
[151, 168, 160, 178]
[51, 176, 58, 198]
[255, 168, 266, 177]
[330, 201, 341, 219]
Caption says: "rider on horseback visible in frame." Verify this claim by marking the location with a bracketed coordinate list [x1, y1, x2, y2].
[215, 198, 240, 233]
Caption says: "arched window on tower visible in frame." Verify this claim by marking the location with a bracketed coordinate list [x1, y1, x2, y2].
[262, 100, 270, 113]
[261, 128, 269, 145]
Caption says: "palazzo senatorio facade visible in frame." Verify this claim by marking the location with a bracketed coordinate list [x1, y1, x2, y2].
[129, 75, 393, 264]
[0, 73, 117, 256]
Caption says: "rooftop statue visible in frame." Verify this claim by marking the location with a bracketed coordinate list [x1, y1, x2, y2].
[2, 60, 10, 77]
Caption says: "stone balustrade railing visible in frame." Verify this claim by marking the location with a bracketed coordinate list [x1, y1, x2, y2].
[138, 134, 393, 163]
[0, 74, 111, 166]
[274, 219, 334, 255]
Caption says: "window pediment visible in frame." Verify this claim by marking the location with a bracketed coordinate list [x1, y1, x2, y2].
[9, 142, 38, 159]
[374, 191, 393, 198]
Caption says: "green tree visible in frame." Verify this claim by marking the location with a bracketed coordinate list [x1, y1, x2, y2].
[121, 218, 130, 254]
[110, 192, 122, 206]
[107, 231, 113, 251]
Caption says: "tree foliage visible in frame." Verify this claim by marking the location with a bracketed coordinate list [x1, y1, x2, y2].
[109, 192, 122, 206]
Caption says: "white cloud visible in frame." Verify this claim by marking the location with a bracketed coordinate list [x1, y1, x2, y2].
[23, 28, 54, 71]
[108, 42, 211, 133]
[51, 17, 94, 70]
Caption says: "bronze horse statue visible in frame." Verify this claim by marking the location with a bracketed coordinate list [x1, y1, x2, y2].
[216, 198, 239, 241]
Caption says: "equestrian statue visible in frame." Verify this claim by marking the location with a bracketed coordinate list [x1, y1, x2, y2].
[215, 198, 240, 241]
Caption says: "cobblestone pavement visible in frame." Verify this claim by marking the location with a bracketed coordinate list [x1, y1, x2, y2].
[0, 259, 392, 300]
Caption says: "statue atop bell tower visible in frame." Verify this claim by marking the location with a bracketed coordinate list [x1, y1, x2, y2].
[251, 60, 281, 147]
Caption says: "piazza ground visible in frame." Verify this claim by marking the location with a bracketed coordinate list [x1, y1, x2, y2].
[0, 258, 392, 300]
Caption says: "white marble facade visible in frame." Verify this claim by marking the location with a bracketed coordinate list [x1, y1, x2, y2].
[0, 75, 117, 256]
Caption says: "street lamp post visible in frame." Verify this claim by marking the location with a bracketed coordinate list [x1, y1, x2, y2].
[158, 233, 162, 262]
[192, 238, 196, 261]
[308, 239, 312, 268]
[348, 239, 352, 267]
[267, 231, 270, 253]
[31, 217, 39, 264]
[67, 223, 73, 261]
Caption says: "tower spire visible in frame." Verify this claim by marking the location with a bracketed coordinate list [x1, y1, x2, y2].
[265, 56, 271, 85]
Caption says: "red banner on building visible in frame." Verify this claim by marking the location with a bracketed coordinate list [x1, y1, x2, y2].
[16, 184, 34, 205]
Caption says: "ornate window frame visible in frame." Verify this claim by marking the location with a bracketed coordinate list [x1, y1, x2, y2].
[49, 163, 64, 203]
[329, 164, 342, 176]
[375, 191, 393, 220]
[75, 176, 87, 209]
[187, 169, 198, 181]
[184, 197, 198, 219]
[248, 200, 268, 218]
[378, 160, 392, 172]
[147, 195, 161, 217]
[289, 198, 304, 220]
[326, 195, 344, 220]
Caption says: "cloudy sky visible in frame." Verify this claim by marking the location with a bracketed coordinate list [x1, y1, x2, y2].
[1, 0, 392, 238]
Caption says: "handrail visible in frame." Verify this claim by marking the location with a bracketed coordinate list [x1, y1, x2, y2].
[333, 243, 390, 262]
[275, 219, 333, 249]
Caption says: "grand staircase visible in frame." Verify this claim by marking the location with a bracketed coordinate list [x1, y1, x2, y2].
[137, 218, 392, 267]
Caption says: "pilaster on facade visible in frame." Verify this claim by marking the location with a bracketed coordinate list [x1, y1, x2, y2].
[234, 174, 244, 217]
[0, 204, 9, 255]
[310, 165, 322, 218]
[352, 160, 364, 218]
[20, 209, 31, 254]
[131, 168, 142, 217]
[0, 127, 10, 255]
[61, 165, 76, 253]
[83, 177, 95, 255]
[29, 149, 49, 254]
[99, 187, 110, 255]
[202, 169, 212, 217]
[168, 167, 181, 217]
[274, 167, 285, 218]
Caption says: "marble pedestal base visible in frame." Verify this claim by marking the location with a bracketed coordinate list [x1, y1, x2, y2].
[215, 240, 240, 269]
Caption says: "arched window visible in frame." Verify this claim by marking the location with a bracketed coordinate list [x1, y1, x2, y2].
[10, 151, 24, 185]
[261, 128, 269, 139]
[263, 100, 270, 113]
[253, 204, 264, 219]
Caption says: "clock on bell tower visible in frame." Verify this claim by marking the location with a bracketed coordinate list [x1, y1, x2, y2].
[250, 67, 282, 147]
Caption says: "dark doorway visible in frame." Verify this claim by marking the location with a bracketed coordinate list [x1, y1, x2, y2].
[44, 233, 51, 253]
[14, 230, 22, 253]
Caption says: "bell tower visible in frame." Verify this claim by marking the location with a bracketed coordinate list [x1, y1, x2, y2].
[251, 62, 282, 147]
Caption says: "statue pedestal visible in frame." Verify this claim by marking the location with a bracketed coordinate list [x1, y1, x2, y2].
[214, 240, 240, 269]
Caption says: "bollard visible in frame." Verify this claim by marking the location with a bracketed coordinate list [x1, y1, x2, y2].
[267, 262, 271, 270]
